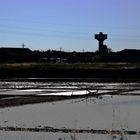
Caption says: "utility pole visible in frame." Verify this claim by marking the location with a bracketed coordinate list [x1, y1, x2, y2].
[22, 43, 25, 48]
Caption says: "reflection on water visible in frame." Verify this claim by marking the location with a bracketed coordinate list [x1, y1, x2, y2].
[0, 81, 140, 96]
[0, 80, 140, 140]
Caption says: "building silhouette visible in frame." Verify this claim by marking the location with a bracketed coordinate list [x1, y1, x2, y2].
[0, 47, 34, 62]
[95, 32, 108, 54]
[0, 32, 140, 63]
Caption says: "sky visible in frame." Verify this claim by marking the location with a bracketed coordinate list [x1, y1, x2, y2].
[0, 0, 140, 52]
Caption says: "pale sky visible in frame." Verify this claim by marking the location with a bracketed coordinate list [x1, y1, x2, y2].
[0, 0, 140, 52]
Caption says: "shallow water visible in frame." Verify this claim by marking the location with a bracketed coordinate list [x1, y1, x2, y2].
[1, 131, 140, 140]
[0, 81, 140, 140]
[0, 81, 140, 96]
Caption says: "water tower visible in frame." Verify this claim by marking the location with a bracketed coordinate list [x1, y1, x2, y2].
[95, 32, 108, 54]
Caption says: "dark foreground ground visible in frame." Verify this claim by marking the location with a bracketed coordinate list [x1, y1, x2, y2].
[0, 62, 140, 79]
[1, 69, 140, 79]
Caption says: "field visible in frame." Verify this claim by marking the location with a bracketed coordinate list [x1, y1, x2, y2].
[0, 62, 140, 69]
[0, 63, 140, 139]
[0, 80, 140, 139]
[0, 62, 140, 78]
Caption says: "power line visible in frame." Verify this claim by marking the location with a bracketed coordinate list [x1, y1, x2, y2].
[0, 24, 91, 36]
[0, 23, 140, 36]
[0, 17, 139, 32]
[0, 29, 92, 40]
[0, 22, 140, 43]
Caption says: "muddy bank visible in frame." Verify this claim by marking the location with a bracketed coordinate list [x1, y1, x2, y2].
[1, 89, 140, 108]
[0, 126, 138, 135]
[0, 94, 96, 108]
[0, 95, 71, 108]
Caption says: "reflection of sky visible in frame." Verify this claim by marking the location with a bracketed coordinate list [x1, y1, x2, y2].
[1, 95, 140, 131]
[0, 0, 140, 51]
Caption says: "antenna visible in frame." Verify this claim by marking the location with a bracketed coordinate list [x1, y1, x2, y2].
[22, 43, 25, 48]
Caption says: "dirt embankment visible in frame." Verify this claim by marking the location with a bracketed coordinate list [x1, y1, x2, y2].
[0, 68, 140, 79]
[0, 62, 140, 79]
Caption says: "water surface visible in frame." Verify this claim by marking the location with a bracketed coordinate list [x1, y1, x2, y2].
[0, 80, 140, 140]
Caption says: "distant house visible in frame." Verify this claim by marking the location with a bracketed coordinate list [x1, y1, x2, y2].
[117, 49, 140, 62]
[104, 49, 140, 62]
[0, 47, 34, 62]
[118, 49, 140, 55]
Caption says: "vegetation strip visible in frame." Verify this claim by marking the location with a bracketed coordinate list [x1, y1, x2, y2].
[0, 63, 140, 78]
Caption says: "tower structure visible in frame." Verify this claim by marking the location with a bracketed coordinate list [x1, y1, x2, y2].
[95, 32, 108, 54]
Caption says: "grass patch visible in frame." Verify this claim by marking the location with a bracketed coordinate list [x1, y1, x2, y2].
[0, 62, 140, 70]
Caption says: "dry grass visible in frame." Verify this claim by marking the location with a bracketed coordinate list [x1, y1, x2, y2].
[0, 62, 139, 70]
